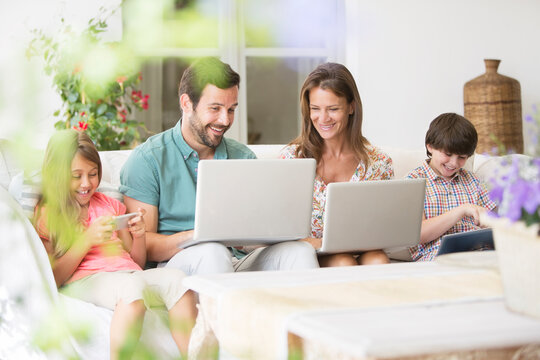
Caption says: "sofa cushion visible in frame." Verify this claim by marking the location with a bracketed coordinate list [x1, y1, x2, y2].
[380, 147, 426, 179]
[0, 180, 179, 358]
[0, 186, 57, 358]
[0, 139, 21, 190]
[99, 150, 132, 187]
[8, 171, 41, 219]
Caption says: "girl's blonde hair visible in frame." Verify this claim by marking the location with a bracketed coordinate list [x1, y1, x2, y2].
[36, 130, 101, 257]
[290, 62, 370, 173]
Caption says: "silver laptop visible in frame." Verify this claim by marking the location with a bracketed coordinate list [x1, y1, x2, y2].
[179, 158, 316, 249]
[318, 179, 426, 254]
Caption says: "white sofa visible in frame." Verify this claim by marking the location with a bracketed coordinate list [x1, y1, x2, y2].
[0, 139, 513, 359]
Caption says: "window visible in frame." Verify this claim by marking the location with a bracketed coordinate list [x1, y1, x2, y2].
[129, 0, 345, 144]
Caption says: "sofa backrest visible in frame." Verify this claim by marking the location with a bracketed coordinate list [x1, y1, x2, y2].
[98, 144, 467, 189]
[1, 138, 523, 207]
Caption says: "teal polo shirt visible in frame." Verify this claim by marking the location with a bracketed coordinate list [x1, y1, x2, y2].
[119, 120, 256, 237]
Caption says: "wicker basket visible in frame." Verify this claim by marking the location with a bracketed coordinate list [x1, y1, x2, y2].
[464, 59, 523, 154]
[486, 216, 540, 319]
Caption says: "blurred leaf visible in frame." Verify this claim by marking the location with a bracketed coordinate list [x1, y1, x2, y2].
[96, 103, 108, 116]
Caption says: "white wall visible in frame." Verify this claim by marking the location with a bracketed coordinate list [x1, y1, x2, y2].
[345, 0, 540, 152]
[3, 0, 539, 152]
[0, 0, 121, 149]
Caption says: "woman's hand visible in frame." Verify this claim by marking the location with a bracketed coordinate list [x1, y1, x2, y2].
[128, 208, 146, 240]
[84, 216, 115, 247]
[300, 237, 322, 250]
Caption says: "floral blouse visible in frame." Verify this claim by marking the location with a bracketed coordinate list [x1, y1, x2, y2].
[280, 144, 394, 238]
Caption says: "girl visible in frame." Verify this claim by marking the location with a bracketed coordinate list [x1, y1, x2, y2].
[34, 129, 197, 359]
[281, 62, 394, 267]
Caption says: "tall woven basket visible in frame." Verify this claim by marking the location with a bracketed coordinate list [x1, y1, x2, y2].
[464, 59, 523, 154]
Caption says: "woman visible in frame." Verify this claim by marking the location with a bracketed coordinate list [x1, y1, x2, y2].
[281, 62, 394, 267]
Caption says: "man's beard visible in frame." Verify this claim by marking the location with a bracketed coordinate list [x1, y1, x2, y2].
[189, 112, 228, 149]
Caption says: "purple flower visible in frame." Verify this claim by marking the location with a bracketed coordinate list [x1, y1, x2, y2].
[489, 186, 504, 204]
[504, 180, 529, 221]
[525, 114, 534, 123]
[523, 181, 540, 215]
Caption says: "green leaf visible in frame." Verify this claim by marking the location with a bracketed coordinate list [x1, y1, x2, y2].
[53, 110, 60, 116]
[96, 103, 108, 116]
[67, 92, 79, 103]
[54, 120, 66, 130]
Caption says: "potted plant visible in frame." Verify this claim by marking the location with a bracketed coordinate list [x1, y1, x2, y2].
[484, 105, 540, 318]
[27, 7, 150, 150]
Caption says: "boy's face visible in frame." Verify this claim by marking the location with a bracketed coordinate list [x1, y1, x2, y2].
[427, 145, 469, 180]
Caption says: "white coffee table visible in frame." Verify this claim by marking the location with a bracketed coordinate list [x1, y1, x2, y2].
[184, 252, 517, 359]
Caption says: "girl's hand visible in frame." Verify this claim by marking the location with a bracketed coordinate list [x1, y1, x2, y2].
[128, 208, 146, 240]
[85, 216, 115, 246]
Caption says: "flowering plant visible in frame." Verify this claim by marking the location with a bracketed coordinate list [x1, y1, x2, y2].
[488, 105, 540, 231]
[27, 8, 149, 150]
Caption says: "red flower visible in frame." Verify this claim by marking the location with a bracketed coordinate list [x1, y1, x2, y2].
[131, 90, 142, 102]
[141, 94, 150, 110]
[117, 108, 127, 122]
[74, 121, 88, 131]
[80, 111, 86, 117]
[116, 76, 127, 84]
[138, 72, 143, 81]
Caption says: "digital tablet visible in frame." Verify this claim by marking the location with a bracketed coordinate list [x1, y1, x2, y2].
[437, 228, 494, 256]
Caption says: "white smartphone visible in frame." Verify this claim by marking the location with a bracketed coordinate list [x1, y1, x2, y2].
[114, 213, 138, 230]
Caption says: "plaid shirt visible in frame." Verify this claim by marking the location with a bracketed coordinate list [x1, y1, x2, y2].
[406, 160, 496, 261]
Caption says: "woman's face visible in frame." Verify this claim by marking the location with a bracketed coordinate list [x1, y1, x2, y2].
[308, 86, 353, 142]
[70, 152, 99, 207]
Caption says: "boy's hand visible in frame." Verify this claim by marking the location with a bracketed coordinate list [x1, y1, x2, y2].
[459, 204, 487, 225]
[128, 208, 146, 239]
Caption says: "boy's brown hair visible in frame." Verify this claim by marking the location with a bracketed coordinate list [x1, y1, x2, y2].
[425, 113, 478, 157]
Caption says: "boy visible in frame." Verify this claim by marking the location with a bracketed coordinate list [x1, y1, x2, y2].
[407, 113, 496, 261]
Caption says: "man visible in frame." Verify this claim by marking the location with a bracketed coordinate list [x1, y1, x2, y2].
[120, 57, 318, 275]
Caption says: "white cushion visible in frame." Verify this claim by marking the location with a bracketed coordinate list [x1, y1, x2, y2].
[0, 186, 56, 359]
[8, 171, 41, 219]
[0, 140, 21, 191]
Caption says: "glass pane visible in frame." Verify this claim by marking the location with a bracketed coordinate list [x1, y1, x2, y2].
[246, 57, 325, 144]
[136, 57, 195, 138]
[243, 0, 337, 48]
[162, 0, 220, 48]
[160, 58, 193, 130]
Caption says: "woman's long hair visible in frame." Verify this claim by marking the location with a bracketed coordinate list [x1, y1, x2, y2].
[36, 130, 102, 257]
[290, 62, 370, 171]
